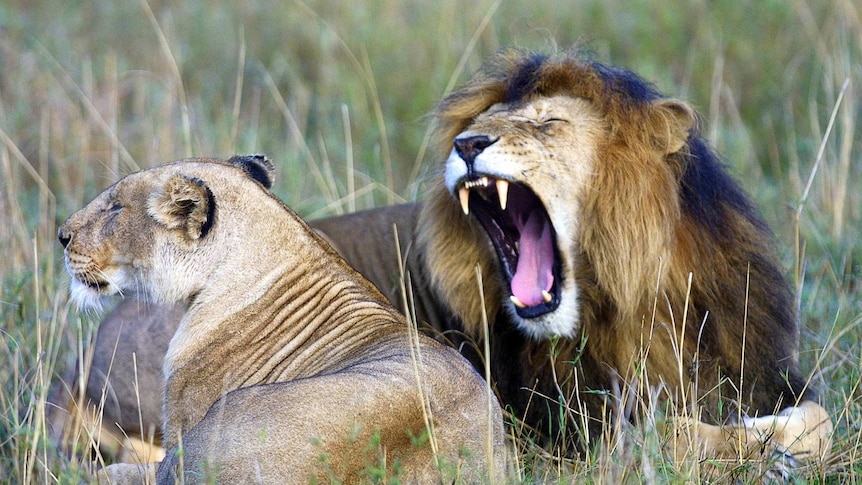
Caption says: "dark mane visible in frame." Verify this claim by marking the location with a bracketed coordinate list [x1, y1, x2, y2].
[589, 61, 663, 104]
[678, 137, 768, 238]
[504, 53, 549, 103]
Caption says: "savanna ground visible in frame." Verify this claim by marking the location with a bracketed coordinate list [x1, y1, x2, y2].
[1, 0, 860, 483]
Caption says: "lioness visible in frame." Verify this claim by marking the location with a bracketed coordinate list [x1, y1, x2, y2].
[57, 155, 507, 483]
[52, 48, 832, 471]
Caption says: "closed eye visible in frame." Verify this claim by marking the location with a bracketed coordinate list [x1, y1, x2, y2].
[536, 118, 567, 133]
[103, 202, 123, 227]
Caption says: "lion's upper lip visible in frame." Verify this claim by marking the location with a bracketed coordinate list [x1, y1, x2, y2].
[85, 279, 109, 291]
[456, 175, 561, 318]
[75, 274, 110, 291]
[67, 261, 111, 292]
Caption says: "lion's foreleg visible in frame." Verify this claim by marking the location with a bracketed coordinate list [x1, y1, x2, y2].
[669, 400, 832, 463]
[740, 400, 833, 460]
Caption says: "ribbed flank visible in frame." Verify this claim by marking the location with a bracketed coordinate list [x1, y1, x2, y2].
[199, 264, 402, 392]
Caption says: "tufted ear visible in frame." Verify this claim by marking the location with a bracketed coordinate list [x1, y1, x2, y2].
[147, 175, 215, 241]
[226, 154, 275, 189]
[650, 99, 696, 155]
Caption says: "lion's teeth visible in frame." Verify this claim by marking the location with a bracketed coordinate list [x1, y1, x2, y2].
[459, 187, 470, 215]
[496, 179, 509, 211]
[542, 290, 552, 303]
[463, 177, 490, 189]
[509, 295, 527, 308]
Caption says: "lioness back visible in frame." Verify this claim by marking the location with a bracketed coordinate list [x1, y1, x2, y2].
[157, 337, 499, 483]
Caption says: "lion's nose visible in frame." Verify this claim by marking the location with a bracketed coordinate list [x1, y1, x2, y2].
[58, 226, 72, 248]
[453, 135, 496, 167]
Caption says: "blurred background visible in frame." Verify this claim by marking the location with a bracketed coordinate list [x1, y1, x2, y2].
[1, 0, 859, 481]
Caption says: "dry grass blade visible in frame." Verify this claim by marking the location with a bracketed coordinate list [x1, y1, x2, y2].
[138, 0, 194, 158]
[393, 224, 442, 470]
[795, 78, 851, 219]
[409, 0, 503, 185]
[473, 265, 499, 480]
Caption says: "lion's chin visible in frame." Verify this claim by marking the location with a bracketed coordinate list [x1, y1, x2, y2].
[68, 279, 113, 313]
[506, 284, 579, 340]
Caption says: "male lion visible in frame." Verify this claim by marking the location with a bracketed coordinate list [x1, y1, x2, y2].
[57, 155, 507, 483]
[411, 48, 833, 463]
[51, 49, 832, 470]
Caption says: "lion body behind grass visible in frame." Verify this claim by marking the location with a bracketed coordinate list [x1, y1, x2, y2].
[50, 49, 832, 475]
[415, 48, 831, 462]
[57, 155, 507, 483]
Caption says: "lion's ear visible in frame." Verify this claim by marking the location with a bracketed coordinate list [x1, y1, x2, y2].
[148, 175, 215, 241]
[651, 99, 696, 155]
[226, 154, 275, 189]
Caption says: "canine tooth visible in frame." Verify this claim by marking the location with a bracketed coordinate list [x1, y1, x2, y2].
[496, 179, 509, 210]
[459, 187, 470, 215]
[509, 295, 527, 308]
[542, 290, 552, 303]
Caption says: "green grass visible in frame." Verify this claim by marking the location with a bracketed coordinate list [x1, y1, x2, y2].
[1, 0, 860, 482]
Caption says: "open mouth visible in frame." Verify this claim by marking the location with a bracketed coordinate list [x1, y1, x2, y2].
[457, 176, 561, 318]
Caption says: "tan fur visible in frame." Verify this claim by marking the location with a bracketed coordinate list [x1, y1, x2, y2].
[58, 155, 507, 484]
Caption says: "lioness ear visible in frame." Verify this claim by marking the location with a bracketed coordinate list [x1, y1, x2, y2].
[226, 154, 275, 189]
[148, 175, 215, 241]
[651, 99, 696, 155]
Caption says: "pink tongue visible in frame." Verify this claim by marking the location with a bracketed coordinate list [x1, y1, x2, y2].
[510, 209, 554, 306]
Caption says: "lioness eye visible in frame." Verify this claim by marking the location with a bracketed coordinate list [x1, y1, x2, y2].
[103, 202, 123, 221]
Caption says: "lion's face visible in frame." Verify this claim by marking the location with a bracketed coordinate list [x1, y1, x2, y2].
[424, 51, 695, 340]
[58, 155, 274, 311]
[440, 95, 605, 338]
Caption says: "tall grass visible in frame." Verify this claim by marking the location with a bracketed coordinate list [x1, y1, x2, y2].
[1, 0, 859, 482]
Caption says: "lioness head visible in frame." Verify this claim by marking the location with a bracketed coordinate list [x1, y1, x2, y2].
[421, 49, 695, 339]
[58, 154, 276, 311]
